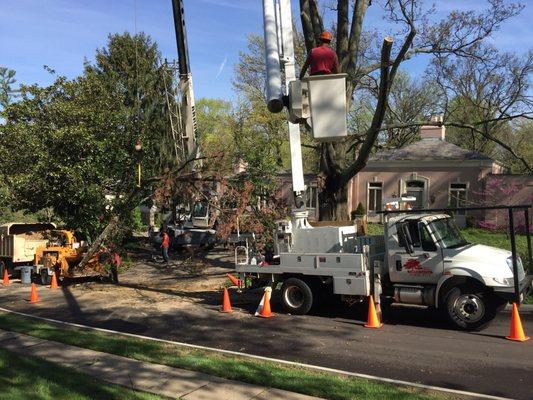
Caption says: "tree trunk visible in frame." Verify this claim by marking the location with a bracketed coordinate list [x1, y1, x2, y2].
[77, 215, 119, 271]
[318, 172, 350, 221]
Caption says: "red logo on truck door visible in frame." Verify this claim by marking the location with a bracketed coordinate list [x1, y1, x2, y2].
[404, 258, 431, 274]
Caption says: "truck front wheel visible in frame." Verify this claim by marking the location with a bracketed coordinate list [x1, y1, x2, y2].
[281, 278, 313, 315]
[444, 284, 497, 331]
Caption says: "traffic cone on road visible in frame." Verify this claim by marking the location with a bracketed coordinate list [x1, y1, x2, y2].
[220, 287, 233, 313]
[226, 273, 242, 287]
[506, 303, 529, 342]
[2, 269, 10, 286]
[29, 283, 40, 304]
[48, 272, 59, 289]
[364, 296, 382, 329]
[255, 287, 274, 318]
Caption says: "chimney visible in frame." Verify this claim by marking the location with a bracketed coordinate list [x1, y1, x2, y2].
[420, 115, 445, 140]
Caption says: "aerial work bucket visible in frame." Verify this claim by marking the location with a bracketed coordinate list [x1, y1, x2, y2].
[302, 73, 348, 142]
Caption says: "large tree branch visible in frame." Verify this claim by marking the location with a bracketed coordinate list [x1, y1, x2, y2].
[299, 0, 316, 51]
[386, 1, 416, 91]
[77, 148, 206, 270]
[309, 0, 324, 41]
[344, 0, 369, 77]
[340, 37, 393, 187]
[336, 0, 350, 65]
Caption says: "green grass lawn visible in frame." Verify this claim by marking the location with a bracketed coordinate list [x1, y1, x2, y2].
[0, 347, 162, 400]
[0, 312, 460, 400]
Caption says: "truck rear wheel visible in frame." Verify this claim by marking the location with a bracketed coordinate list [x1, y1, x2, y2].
[444, 284, 497, 331]
[281, 278, 313, 315]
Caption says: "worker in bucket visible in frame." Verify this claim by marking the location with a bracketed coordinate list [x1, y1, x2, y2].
[299, 31, 340, 79]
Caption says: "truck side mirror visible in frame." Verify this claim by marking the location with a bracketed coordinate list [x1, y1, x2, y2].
[397, 223, 415, 255]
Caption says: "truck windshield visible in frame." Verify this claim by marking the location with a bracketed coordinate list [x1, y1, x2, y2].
[429, 218, 468, 249]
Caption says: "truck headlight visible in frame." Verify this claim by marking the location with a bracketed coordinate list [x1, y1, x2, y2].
[493, 276, 513, 286]
[506, 256, 523, 272]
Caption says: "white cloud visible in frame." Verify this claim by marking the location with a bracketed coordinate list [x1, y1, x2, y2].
[215, 54, 228, 79]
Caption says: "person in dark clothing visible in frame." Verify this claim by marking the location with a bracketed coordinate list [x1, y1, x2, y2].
[299, 31, 340, 79]
[161, 229, 170, 264]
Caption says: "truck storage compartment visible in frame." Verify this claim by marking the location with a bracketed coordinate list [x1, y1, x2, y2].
[279, 252, 365, 271]
[333, 271, 370, 295]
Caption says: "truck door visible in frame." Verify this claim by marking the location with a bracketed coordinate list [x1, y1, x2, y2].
[389, 220, 443, 284]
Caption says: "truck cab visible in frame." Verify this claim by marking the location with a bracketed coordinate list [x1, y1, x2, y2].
[385, 213, 531, 330]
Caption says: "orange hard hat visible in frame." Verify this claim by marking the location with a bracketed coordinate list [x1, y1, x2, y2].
[319, 31, 332, 42]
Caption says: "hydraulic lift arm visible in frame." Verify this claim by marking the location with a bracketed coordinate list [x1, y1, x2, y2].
[171, 0, 198, 162]
[262, 0, 306, 206]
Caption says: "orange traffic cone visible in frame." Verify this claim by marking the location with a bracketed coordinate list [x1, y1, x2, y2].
[364, 296, 382, 328]
[29, 283, 39, 304]
[256, 287, 274, 318]
[226, 273, 242, 287]
[220, 287, 233, 313]
[2, 269, 10, 286]
[48, 272, 59, 289]
[506, 303, 529, 342]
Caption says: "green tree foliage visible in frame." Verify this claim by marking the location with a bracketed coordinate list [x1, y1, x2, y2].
[233, 34, 318, 178]
[0, 33, 168, 239]
[499, 120, 533, 173]
[195, 98, 236, 173]
[0, 67, 17, 110]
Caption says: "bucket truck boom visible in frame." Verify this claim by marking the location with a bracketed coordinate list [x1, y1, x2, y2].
[151, 0, 218, 250]
[171, 0, 198, 162]
[262, 0, 305, 206]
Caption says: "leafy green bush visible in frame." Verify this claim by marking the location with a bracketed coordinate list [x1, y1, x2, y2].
[351, 202, 366, 220]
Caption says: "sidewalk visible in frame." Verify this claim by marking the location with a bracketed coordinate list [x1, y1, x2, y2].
[0, 329, 322, 400]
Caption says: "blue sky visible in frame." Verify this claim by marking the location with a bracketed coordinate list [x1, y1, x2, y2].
[1, 0, 531, 101]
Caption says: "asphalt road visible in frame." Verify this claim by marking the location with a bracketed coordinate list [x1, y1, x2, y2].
[0, 273, 531, 399]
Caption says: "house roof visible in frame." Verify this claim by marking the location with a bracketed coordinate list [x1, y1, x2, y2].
[370, 138, 493, 162]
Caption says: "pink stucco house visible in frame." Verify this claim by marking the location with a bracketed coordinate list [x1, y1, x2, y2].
[277, 119, 531, 227]
[344, 120, 531, 226]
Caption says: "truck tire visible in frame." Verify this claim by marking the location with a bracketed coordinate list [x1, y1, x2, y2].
[281, 278, 313, 315]
[40, 269, 52, 286]
[443, 284, 497, 331]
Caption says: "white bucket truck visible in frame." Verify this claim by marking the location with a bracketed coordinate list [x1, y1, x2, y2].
[239, 0, 532, 330]
[236, 200, 532, 330]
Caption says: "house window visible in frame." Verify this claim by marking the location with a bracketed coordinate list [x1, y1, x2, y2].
[368, 182, 383, 212]
[305, 185, 318, 210]
[449, 183, 468, 215]
[405, 180, 426, 209]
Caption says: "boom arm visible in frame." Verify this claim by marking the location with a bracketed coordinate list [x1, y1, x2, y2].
[262, 0, 306, 204]
[171, 0, 198, 163]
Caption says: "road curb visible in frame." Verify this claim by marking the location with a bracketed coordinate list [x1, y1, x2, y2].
[0, 306, 513, 400]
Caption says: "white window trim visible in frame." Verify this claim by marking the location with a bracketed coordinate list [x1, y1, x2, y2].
[448, 181, 469, 210]
[399, 175, 430, 209]
[367, 181, 383, 213]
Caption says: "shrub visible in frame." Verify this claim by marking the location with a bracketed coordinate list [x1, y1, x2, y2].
[351, 202, 366, 220]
